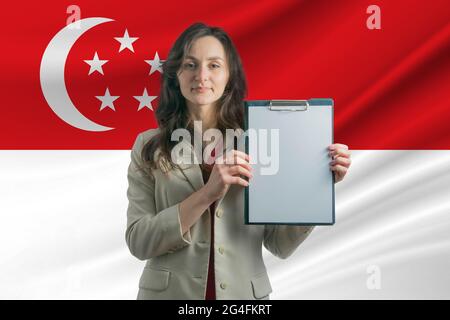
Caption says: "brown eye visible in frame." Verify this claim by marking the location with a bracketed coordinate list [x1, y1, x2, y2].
[184, 62, 196, 69]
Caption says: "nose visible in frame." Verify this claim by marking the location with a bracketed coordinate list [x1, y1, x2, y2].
[194, 64, 209, 83]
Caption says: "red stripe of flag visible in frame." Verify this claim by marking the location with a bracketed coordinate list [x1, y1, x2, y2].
[1, 0, 449, 149]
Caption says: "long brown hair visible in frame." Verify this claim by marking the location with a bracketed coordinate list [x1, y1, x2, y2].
[141, 22, 247, 173]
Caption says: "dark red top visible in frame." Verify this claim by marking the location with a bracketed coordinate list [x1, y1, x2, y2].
[202, 150, 216, 300]
[205, 200, 216, 300]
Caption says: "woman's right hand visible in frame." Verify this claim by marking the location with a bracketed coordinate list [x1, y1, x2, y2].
[203, 150, 253, 202]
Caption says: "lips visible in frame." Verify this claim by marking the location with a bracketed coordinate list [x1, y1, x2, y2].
[192, 87, 210, 93]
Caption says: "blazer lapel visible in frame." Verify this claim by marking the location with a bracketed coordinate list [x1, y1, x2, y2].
[178, 164, 204, 193]
[172, 139, 204, 193]
[171, 136, 237, 208]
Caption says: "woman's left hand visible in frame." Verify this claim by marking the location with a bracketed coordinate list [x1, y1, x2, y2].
[328, 143, 351, 183]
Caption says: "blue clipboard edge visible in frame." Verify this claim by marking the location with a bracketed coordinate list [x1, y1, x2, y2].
[244, 99, 335, 226]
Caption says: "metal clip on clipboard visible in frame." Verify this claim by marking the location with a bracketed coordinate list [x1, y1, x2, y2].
[269, 100, 309, 111]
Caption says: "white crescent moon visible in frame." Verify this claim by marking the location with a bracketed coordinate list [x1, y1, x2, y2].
[40, 17, 114, 132]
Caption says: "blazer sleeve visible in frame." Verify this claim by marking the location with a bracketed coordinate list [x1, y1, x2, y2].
[125, 133, 192, 261]
[263, 225, 315, 259]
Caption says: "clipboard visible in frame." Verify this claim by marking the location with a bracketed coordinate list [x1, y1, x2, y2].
[243, 99, 335, 225]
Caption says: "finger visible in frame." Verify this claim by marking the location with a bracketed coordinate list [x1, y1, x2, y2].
[227, 149, 250, 162]
[223, 153, 251, 167]
[336, 148, 351, 158]
[239, 161, 253, 173]
[233, 149, 251, 161]
[329, 148, 351, 159]
[228, 165, 253, 179]
[226, 176, 250, 187]
[329, 148, 351, 157]
[330, 164, 348, 176]
[328, 144, 348, 151]
[330, 157, 351, 167]
[215, 155, 252, 173]
[228, 160, 252, 173]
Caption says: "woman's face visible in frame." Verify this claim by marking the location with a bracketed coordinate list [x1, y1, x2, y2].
[177, 36, 229, 110]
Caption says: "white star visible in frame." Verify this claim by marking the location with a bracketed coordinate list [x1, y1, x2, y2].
[95, 88, 119, 111]
[83, 52, 108, 75]
[114, 29, 139, 53]
[145, 51, 165, 75]
[134, 88, 157, 111]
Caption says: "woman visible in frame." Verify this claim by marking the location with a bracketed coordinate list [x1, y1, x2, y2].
[125, 22, 351, 300]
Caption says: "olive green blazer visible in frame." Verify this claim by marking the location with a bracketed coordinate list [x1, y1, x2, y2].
[125, 128, 314, 300]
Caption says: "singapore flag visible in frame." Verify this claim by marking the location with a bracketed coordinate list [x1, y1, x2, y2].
[0, 0, 449, 299]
